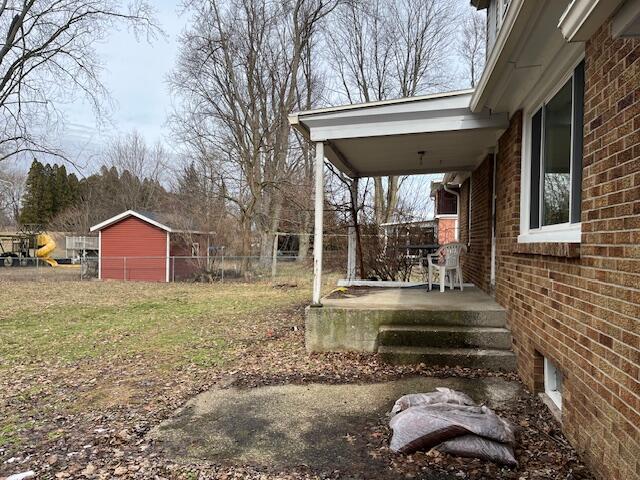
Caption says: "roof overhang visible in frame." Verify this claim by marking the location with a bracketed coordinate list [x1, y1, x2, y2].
[90, 210, 173, 233]
[471, 0, 627, 114]
[558, 0, 625, 42]
[289, 90, 508, 178]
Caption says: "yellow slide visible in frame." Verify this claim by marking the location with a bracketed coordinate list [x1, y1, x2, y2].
[36, 233, 58, 267]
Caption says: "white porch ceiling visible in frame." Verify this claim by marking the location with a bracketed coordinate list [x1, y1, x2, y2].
[289, 90, 508, 178]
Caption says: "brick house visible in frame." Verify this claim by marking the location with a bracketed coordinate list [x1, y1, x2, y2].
[430, 181, 460, 245]
[290, 1, 640, 478]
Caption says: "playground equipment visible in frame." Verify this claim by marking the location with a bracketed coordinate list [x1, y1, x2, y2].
[35, 233, 58, 267]
[0, 225, 62, 268]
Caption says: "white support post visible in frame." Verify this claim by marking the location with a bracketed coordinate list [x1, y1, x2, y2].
[346, 226, 356, 281]
[312, 141, 325, 306]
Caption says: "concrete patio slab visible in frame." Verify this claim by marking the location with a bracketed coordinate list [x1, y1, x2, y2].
[306, 287, 508, 353]
[151, 376, 523, 478]
[322, 286, 504, 311]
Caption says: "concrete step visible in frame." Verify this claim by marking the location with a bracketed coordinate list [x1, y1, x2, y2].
[340, 308, 507, 328]
[378, 325, 512, 350]
[377, 345, 517, 371]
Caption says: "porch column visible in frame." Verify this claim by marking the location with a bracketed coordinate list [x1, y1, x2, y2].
[312, 141, 325, 306]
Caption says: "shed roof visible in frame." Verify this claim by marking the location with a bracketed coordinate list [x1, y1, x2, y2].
[90, 210, 173, 233]
[90, 210, 216, 235]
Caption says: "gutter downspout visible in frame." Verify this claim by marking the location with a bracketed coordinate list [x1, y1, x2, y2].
[443, 184, 461, 242]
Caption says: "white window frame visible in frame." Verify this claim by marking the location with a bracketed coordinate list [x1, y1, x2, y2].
[544, 357, 562, 410]
[519, 54, 584, 244]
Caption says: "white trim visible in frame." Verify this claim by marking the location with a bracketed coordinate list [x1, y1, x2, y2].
[467, 178, 472, 248]
[290, 89, 474, 120]
[98, 231, 102, 280]
[490, 151, 497, 287]
[166, 232, 170, 283]
[312, 142, 325, 306]
[470, 0, 529, 112]
[544, 357, 562, 410]
[519, 56, 584, 244]
[612, 0, 640, 38]
[90, 210, 173, 233]
[518, 223, 582, 243]
[558, 0, 624, 42]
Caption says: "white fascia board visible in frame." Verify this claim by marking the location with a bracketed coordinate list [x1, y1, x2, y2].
[165, 231, 170, 283]
[612, 0, 640, 38]
[470, 0, 530, 112]
[292, 89, 474, 119]
[558, 0, 625, 42]
[307, 111, 509, 142]
[90, 210, 173, 233]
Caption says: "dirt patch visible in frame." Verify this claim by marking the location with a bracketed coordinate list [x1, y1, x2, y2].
[152, 376, 521, 478]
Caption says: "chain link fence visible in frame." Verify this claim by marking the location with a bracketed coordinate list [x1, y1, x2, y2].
[0, 252, 349, 285]
[0, 228, 463, 284]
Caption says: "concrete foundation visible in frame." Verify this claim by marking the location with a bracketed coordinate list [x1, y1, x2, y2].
[306, 287, 507, 353]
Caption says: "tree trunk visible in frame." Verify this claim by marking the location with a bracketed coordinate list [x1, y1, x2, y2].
[240, 215, 252, 278]
[373, 176, 400, 225]
[297, 210, 311, 261]
[349, 178, 365, 279]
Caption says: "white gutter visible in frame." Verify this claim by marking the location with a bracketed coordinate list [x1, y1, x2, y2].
[558, 0, 625, 42]
[443, 184, 461, 242]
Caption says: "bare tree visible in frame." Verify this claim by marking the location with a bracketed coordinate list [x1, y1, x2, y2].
[326, 0, 457, 225]
[457, 9, 486, 88]
[170, 0, 338, 271]
[0, 164, 25, 225]
[101, 130, 168, 212]
[0, 0, 159, 163]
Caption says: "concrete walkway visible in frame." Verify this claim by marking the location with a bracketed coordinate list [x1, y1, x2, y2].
[152, 376, 523, 478]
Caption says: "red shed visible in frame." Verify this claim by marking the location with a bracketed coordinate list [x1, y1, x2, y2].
[90, 210, 212, 282]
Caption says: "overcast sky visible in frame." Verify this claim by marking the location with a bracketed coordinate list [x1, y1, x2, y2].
[21, 0, 473, 186]
[47, 0, 186, 175]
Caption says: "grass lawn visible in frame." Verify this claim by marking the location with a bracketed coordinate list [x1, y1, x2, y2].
[0, 280, 315, 457]
[0, 280, 309, 368]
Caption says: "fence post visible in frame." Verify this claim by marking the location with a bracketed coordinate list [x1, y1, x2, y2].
[271, 232, 278, 281]
[221, 251, 225, 283]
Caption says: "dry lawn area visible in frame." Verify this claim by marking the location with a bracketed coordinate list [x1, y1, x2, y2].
[0, 279, 592, 480]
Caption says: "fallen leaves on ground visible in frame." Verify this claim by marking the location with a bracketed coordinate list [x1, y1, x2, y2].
[0, 283, 593, 480]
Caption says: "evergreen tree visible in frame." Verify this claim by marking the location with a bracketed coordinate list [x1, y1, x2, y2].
[20, 160, 83, 226]
[20, 160, 47, 224]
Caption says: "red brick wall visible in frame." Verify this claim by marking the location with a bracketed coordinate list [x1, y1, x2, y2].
[437, 217, 457, 244]
[459, 155, 494, 292]
[471, 23, 640, 480]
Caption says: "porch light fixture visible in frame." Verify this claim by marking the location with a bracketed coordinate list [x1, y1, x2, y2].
[418, 151, 425, 166]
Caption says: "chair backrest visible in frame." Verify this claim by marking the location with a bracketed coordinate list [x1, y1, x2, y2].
[436, 242, 467, 268]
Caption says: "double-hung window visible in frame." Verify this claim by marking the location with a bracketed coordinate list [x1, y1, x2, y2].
[521, 60, 584, 243]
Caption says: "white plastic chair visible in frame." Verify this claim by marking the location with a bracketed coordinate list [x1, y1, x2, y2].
[425, 243, 467, 292]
